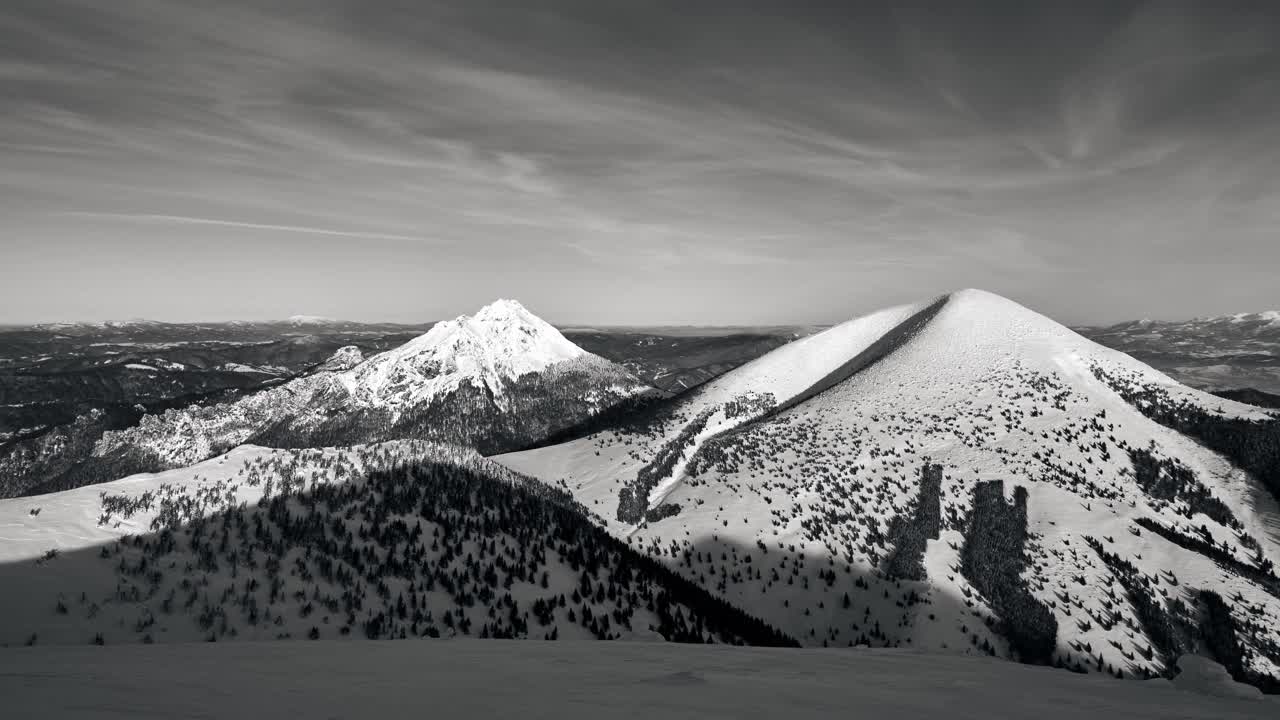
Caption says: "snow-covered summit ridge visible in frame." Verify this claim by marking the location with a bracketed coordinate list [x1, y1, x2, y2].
[285, 314, 341, 326]
[853, 289, 1271, 420]
[1106, 310, 1280, 331]
[29, 319, 164, 331]
[339, 299, 589, 406]
[1210, 310, 1280, 324]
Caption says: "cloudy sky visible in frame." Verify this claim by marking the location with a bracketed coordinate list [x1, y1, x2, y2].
[2, 1, 1278, 325]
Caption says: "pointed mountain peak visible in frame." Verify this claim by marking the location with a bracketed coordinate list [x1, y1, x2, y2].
[337, 299, 593, 408]
[472, 298, 535, 322]
[944, 288, 1029, 310]
[946, 287, 998, 301]
[939, 288, 1063, 326]
[427, 299, 575, 359]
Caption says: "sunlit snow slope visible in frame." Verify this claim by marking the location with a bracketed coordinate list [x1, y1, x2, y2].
[496, 289, 1280, 686]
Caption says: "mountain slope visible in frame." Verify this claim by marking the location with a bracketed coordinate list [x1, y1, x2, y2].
[0, 442, 793, 648]
[495, 289, 1280, 688]
[0, 300, 653, 497]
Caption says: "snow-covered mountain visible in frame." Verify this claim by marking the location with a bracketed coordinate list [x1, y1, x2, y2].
[283, 314, 342, 326]
[336, 299, 592, 410]
[1188, 311, 1280, 330]
[27, 319, 172, 335]
[0, 300, 654, 496]
[495, 289, 1280, 688]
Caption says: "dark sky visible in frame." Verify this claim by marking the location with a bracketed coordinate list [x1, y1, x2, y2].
[2, 1, 1278, 325]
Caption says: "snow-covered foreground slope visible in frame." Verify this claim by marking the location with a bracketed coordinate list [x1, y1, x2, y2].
[496, 289, 1280, 687]
[0, 443, 425, 565]
[0, 441, 791, 648]
[1, 640, 1274, 719]
[0, 300, 653, 497]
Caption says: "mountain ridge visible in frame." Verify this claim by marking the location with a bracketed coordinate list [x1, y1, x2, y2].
[1076, 307, 1280, 395]
[495, 288, 1280, 687]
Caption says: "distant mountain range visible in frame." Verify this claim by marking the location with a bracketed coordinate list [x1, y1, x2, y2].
[1076, 312, 1280, 396]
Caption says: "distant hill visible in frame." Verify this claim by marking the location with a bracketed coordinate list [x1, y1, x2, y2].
[1077, 312, 1280, 395]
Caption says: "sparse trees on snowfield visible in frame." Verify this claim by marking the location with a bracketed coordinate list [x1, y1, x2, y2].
[1094, 365, 1280, 505]
[63, 446, 795, 650]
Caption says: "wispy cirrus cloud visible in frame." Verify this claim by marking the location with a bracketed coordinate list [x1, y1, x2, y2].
[1, 0, 1279, 324]
[52, 212, 441, 244]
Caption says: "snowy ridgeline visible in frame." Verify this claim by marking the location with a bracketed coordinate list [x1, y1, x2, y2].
[496, 290, 1280, 685]
[0, 640, 1274, 720]
[0, 442, 792, 649]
